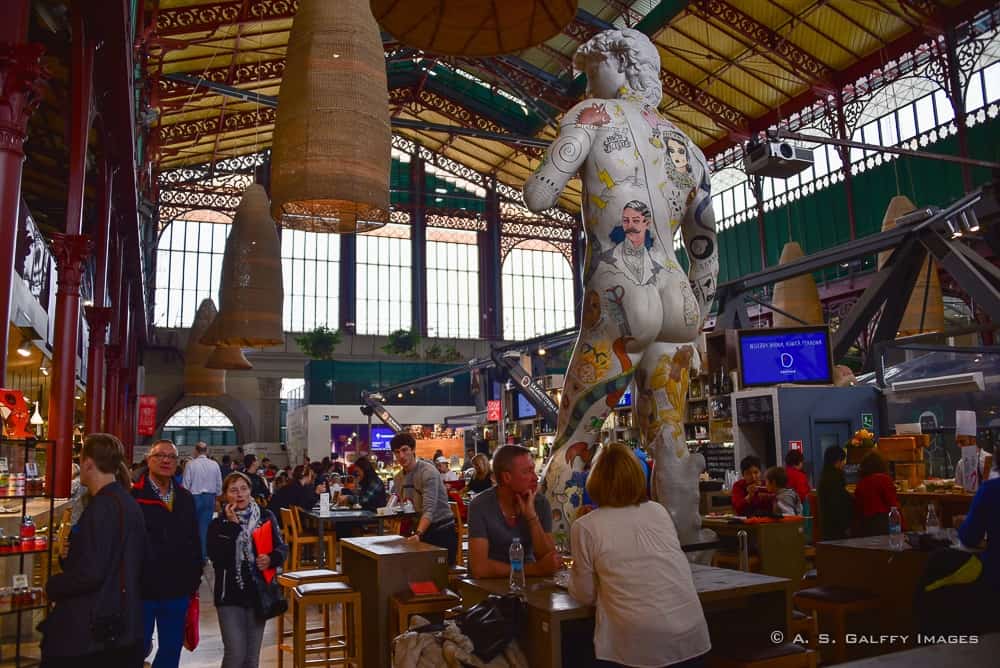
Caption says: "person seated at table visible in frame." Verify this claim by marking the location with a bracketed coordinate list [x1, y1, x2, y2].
[569, 443, 710, 668]
[959, 473, 1000, 592]
[854, 451, 900, 537]
[465, 453, 494, 495]
[337, 456, 387, 511]
[327, 474, 343, 497]
[269, 464, 325, 527]
[467, 444, 562, 578]
[436, 456, 459, 482]
[731, 455, 772, 516]
[765, 466, 802, 516]
[818, 446, 853, 540]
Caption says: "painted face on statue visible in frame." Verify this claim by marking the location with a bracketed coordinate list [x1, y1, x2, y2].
[667, 138, 688, 172]
[621, 207, 649, 248]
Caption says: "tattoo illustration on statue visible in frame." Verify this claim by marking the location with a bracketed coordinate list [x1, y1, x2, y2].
[688, 235, 715, 260]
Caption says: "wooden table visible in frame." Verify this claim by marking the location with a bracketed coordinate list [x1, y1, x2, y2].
[815, 536, 931, 642]
[897, 491, 973, 530]
[301, 508, 420, 566]
[340, 536, 449, 668]
[460, 564, 792, 668]
[839, 632, 999, 666]
[702, 517, 807, 580]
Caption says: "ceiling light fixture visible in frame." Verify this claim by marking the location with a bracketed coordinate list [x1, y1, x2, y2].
[16, 342, 31, 357]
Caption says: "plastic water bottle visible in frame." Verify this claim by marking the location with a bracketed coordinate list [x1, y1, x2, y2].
[509, 537, 525, 593]
[888, 506, 903, 550]
[925, 504, 940, 537]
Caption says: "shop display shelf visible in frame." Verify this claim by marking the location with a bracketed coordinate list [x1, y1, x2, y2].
[0, 547, 49, 557]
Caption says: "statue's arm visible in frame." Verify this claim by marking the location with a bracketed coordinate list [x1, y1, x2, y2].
[523, 103, 596, 212]
[681, 145, 719, 327]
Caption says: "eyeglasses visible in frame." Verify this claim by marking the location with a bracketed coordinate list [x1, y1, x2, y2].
[150, 453, 178, 461]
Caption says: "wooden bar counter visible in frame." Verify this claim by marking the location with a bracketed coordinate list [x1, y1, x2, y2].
[702, 517, 807, 580]
[461, 564, 792, 668]
[896, 491, 973, 531]
[340, 535, 449, 668]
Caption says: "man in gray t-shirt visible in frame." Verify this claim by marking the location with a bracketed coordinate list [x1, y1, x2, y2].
[467, 445, 562, 578]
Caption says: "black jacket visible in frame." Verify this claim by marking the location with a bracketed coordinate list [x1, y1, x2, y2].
[269, 481, 318, 527]
[206, 508, 287, 608]
[131, 474, 203, 600]
[818, 467, 854, 540]
[248, 471, 270, 500]
[42, 482, 150, 658]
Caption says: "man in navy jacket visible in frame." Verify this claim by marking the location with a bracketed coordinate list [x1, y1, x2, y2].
[132, 440, 203, 668]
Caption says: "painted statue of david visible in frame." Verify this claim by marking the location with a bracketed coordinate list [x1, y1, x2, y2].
[524, 28, 719, 545]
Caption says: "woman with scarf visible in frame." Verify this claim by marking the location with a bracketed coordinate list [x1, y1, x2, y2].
[207, 472, 288, 668]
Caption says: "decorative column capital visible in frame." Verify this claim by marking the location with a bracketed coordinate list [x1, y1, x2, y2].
[0, 43, 47, 156]
[84, 305, 113, 335]
[257, 376, 283, 399]
[50, 232, 92, 295]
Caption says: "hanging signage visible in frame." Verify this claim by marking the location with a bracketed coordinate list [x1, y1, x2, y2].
[788, 440, 803, 453]
[137, 395, 158, 436]
[487, 400, 501, 422]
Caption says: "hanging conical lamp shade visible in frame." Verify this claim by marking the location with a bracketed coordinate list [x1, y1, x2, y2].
[201, 184, 285, 347]
[371, 0, 579, 57]
[271, 0, 390, 233]
[185, 300, 226, 396]
[878, 195, 944, 336]
[771, 241, 823, 328]
[205, 344, 253, 371]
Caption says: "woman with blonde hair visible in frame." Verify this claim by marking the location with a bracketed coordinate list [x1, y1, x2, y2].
[465, 453, 493, 494]
[569, 443, 710, 668]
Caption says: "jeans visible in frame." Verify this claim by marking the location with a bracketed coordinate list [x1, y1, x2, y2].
[422, 521, 458, 565]
[193, 493, 217, 562]
[143, 596, 190, 668]
[41, 642, 144, 668]
[217, 604, 266, 668]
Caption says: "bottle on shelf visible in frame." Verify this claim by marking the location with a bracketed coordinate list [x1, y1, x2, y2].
[888, 506, 903, 550]
[721, 363, 731, 394]
[509, 537, 525, 593]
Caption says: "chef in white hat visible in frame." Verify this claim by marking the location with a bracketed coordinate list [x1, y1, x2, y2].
[436, 456, 459, 482]
[953, 410, 987, 492]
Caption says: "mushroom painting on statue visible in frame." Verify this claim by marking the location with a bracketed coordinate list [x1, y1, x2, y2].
[200, 184, 284, 354]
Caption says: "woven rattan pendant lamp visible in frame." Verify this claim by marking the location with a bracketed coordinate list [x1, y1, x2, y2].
[205, 344, 253, 371]
[371, 0, 579, 56]
[201, 184, 285, 347]
[271, 0, 390, 233]
[185, 300, 226, 396]
[771, 241, 823, 327]
[878, 195, 944, 335]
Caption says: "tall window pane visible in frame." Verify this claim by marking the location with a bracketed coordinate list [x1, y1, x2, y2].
[427, 228, 479, 338]
[281, 229, 341, 333]
[502, 240, 574, 340]
[356, 224, 412, 334]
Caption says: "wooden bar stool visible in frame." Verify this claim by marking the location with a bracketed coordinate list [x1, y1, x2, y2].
[389, 589, 462, 638]
[789, 609, 819, 649]
[282, 507, 337, 570]
[292, 582, 363, 668]
[447, 564, 468, 591]
[793, 586, 879, 664]
[276, 569, 348, 668]
[449, 501, 465, 566]
[708, 643, 817, 668]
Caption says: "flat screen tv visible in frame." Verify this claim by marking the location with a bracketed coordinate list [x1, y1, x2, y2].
[516, 393, 537, 420]
[738, 326, 833, 387]
[370, 426, 395, 451]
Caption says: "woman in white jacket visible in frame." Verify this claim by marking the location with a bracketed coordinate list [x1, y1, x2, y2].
[569, 443, 710, 668]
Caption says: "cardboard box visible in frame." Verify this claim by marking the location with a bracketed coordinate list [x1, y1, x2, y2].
[879, 436, 925, 462]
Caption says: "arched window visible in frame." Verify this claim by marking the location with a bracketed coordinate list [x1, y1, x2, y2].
[502, 240, 574, 341]
[162, 404, 237, 446]
[427, 228, 479, 338]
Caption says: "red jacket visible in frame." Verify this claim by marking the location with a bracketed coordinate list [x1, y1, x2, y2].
[854, 473, 900, 519]
[732, 479, 774, 515]
[786, 466, 811, 503]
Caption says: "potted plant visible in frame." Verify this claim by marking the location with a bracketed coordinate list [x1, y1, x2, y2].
[382, 328, 421, 358]
[846, 428, 877, 464]
[424, 342, 462, 363]
[295, 326, 342, 360]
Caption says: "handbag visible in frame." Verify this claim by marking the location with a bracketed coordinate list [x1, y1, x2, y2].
[454, 593, 525, 661]
[184, 592, 200, 651]
[253, 574, 288, 621]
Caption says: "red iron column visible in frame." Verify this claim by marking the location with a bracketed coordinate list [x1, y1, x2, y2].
[84, 158, 113, 433]
[0, 6, 46, 384]
[48, 7, 94, 497]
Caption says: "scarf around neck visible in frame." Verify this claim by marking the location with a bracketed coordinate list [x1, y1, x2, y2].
[234, 501, 261, 591]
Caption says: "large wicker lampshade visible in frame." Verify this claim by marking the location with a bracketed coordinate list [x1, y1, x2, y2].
[185, 300, 226, 396]
[878, 195, 944, 335]
[771, 241, 823, 327]
[371, 0, 579, 56]
[271, 0, 390, 233]
[205, 344, 253, 371]
[201, 185, 285, 347]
